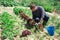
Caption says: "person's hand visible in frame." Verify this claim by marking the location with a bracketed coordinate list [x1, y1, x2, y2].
[40, 18, 43, 24]
[40, 18, 43, 22]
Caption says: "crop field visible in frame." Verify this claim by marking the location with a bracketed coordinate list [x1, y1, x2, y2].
[0, 7, 60, 40]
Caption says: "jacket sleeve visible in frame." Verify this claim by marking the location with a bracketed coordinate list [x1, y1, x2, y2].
[39, 6, 45, 18]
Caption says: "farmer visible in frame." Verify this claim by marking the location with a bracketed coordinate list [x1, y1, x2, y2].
[29, 4, 49, 27]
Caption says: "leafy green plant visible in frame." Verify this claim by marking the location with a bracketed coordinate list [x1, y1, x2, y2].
[13, 7, 23, 15]
[44, 5, 54, 12]
[13, 7, 32, 18]
[1, 12, 19, 39]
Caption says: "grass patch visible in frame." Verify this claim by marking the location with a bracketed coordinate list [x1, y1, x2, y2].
[1, 12, 19, 39]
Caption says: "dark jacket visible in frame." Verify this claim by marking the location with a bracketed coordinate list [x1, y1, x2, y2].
[32, 6, 46, 20]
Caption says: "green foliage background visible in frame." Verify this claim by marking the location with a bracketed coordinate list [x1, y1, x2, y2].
[0, 0, 60, 12]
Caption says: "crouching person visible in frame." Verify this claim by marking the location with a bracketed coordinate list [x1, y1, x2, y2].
[29, 4, 49, 28]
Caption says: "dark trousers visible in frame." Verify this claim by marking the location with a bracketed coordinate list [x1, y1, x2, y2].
[43, 15, 49, 26]
[34, 15, 49, 26]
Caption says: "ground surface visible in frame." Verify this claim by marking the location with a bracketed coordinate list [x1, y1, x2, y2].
[0, 7, 60, 40]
